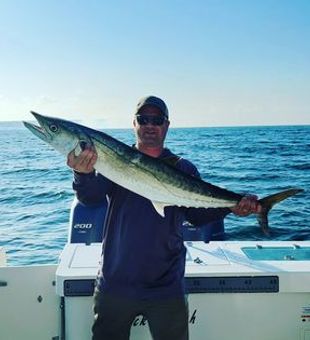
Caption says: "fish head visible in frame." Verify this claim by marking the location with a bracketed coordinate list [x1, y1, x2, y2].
[23, 112, 93, 156]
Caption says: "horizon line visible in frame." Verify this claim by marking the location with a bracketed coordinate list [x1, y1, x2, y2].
[0, 120, 309, 130]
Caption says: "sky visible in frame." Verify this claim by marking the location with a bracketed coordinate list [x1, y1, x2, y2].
[0, 0, 309, 128]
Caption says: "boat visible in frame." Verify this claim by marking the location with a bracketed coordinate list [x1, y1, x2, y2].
[1, 198, 310, 340]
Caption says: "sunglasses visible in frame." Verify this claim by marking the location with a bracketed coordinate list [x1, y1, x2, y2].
[136, 115, 167, 126]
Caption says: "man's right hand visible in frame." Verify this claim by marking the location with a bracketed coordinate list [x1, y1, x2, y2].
[67, 147, 98, 174]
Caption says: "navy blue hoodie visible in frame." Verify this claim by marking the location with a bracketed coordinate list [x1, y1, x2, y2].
[73, 148, 230, 300]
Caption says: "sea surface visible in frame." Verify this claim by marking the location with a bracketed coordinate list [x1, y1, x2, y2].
[0, 122, 309, 266]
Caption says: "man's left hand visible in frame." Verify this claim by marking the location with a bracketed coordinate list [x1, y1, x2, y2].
[231, 195, 262, 216]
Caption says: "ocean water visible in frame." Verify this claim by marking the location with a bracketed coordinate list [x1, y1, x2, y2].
[0, 122, 309, 266]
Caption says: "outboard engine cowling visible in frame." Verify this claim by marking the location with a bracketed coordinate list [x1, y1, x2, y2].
[68, 197, 107, 244]
[182, 220, 225, 242]
[68, 197, 224, 244]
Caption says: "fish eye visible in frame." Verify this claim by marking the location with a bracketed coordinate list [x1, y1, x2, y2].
[49, 124, 58, 133]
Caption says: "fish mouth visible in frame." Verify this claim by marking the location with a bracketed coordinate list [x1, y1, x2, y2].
[23, 111, 51, 142]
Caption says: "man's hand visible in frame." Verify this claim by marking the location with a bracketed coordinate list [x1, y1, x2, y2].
[231, 195, 262, 216]
[67, 146, 97, 174]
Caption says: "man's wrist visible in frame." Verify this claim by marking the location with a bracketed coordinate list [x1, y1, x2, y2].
[73, 169, 95, 175]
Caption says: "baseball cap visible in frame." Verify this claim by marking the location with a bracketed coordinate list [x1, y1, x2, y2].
[135, 96, 169, 118]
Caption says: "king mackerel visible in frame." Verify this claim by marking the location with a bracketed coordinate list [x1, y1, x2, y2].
[24, 111, 303, 235]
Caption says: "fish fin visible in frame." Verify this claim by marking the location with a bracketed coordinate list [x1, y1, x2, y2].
[151, 201, 167, 217]
[257, 188, 304, 235]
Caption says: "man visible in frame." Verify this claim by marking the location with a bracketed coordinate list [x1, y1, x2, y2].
[67, 96, 261, 340]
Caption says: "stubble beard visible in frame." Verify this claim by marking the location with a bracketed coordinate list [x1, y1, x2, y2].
[139, 130, 163, 148]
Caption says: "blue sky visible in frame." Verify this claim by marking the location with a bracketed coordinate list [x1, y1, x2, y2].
[0, 0, 309, 127]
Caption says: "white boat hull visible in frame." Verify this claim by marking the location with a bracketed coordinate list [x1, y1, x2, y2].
[0, 264, 60, 340]
[1, 241, 310, 339]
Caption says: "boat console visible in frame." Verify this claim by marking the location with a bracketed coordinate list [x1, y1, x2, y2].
[56, 240, 310, 339]
[55, 199, 310, 339]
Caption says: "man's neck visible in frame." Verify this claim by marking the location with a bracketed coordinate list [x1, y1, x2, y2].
[135, 143, 164, 158]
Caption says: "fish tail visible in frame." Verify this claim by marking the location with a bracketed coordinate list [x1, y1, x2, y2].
[257, 188, 304, 235]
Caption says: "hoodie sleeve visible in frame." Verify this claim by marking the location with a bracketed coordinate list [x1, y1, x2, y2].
[176, 158, 232, 226]
[72, 170, 114, 205]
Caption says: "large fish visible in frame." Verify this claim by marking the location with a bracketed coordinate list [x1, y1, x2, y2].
[24, 112, 303, 234]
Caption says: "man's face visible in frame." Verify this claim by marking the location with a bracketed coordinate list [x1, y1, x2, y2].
[133, 105, 170, 148]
